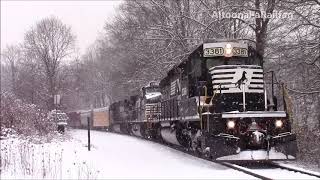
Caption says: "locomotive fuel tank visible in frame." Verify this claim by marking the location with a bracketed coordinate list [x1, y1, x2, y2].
[159, 122, 192, 148]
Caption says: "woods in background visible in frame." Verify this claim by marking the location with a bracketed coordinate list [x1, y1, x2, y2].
[1, 16, 76, 109]
[1, 17, 75, 136]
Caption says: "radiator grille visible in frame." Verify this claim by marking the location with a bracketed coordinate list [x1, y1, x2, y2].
[209, 65, 264, 93]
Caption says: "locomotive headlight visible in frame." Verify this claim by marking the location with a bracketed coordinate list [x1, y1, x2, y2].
[227, 120, 236, 129]
[225, 43, 233, 57]
[275, 119, 283, 128]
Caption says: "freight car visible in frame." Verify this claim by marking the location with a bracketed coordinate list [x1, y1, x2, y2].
[92, 107, 109, 130]
[67, 107, 109, 130]
[108, 40, 297, 161]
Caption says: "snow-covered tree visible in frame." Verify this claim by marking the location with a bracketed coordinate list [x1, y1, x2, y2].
[24, 16, 76, 110]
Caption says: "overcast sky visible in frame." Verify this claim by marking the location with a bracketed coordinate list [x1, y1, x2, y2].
[1, 0, 122, 54]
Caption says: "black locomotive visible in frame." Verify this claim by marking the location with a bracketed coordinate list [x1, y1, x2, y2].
[108, 40, 297, 161]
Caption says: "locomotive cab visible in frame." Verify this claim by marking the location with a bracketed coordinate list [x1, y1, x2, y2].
[141, 82, 162, 123]
[142, 82, 161, 103]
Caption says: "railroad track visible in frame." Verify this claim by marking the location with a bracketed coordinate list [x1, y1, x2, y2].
[220, 162, 273, 180]
[265, 162, 320, 179]
[220, 161, 320, 180]
[88, 129, 320, 180]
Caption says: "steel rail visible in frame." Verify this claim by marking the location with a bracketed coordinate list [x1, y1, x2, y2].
[268, 162, 320, 179]
[220, 162, 273, 180]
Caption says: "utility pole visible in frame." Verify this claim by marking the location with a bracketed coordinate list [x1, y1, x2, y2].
[87, 116, 91, 151]
[54, 94, 63, 133]
[87, 104, 93, 151]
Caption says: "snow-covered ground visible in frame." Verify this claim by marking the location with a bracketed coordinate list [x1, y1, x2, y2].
[0, 129, 256, 179]
[245, 166, 320, 179]
[0, 129, 319, 179]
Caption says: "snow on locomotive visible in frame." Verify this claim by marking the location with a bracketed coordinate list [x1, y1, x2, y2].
[109, 40, 297, 161]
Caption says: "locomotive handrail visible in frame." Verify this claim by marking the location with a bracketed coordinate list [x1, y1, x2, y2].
[159, 97, 183, 121]
[199, 85, 207, 130]
[198, 85, 219, 130]
[208, 87, 218, 107]
[204, 85, 208, 97]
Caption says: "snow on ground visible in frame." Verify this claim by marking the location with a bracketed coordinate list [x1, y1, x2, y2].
[247, 167, 319, 179]
[278, 161, 320, 174]
[1, 129, 257, 179]
[1, 129, 319, 179]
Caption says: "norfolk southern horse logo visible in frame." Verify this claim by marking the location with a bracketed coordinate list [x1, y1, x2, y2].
[236, 71, 247, 89]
